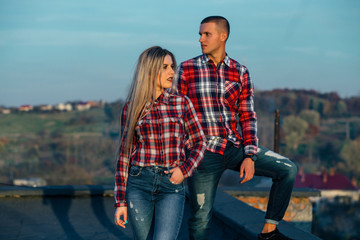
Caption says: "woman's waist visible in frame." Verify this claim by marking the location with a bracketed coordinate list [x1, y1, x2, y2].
[130, 160, 179, 170]
[129, 164, 176, 175]
[130, 149, 185, 162]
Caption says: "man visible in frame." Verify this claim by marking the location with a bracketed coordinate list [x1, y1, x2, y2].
[177, 16, 297, 240]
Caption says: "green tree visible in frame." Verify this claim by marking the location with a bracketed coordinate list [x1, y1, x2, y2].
[283, 115, 308, 150]
[335, 100, 347, 115]
[299, 110, 320, 126]
[340, 138, 360, 176]
[299, 110, 321, 161]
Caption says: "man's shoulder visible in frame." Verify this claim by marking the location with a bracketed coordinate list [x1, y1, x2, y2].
[180, 54, 204, 67]
[225, 56, 250, 77]
[227, 56, 245, 69]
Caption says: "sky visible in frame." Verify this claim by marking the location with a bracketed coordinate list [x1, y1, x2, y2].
[0, 0, 359, 107]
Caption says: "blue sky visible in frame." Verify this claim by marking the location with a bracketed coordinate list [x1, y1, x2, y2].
[1, 0, 359, 107]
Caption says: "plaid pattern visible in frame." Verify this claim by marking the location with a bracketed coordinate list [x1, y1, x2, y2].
[177, 54, 258, 155]
[114, 91, 207, 207]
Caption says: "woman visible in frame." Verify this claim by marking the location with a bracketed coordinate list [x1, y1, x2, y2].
[114, 46, 207, 240]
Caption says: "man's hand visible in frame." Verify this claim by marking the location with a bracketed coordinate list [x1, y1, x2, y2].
[164, 167, 185, 184]
[114, 207, 128, 228]
[239, 158, 255, 184]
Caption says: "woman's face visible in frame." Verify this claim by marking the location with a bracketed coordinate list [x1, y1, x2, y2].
[156, 54, 175, 93]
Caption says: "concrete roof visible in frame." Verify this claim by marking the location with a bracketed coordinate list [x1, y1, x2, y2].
[0, 185, 321, 240]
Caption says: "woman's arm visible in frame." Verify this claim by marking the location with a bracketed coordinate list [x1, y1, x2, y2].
[114, 104, 131, 208]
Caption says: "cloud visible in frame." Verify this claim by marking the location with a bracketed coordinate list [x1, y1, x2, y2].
[324, 50, 350, 59]
[0, 29, 137, 47]
[282, 45, 351, 59]
[34, 14, 162, 26]
[282, 46, 319, 55]
[0, 28, 195, 49]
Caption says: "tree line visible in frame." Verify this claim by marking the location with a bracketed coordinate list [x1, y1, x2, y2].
[0, 89, 359, 186]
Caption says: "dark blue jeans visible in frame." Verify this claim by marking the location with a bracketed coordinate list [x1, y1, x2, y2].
[126, 166, 185, 240]
[187, 142, 297, 240]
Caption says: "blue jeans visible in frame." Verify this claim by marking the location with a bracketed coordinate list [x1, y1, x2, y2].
[126, 166, 185, 240]
[187, 142, 297, 240]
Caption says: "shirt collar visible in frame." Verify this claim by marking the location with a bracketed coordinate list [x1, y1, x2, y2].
[155, 90, 170, 105]
[201, 54, 231, 67]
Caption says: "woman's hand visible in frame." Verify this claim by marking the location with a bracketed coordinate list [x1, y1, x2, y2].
[114, 206, 128, 228]
[165, 167, 185, 185]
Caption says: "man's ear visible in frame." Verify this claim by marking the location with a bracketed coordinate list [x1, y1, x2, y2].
[220, 32, 228, 42]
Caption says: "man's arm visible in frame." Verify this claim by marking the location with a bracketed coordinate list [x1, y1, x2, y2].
[238, 66, 258, 183]
[176, 64, 188, 95]
[238, 66, 258, 155]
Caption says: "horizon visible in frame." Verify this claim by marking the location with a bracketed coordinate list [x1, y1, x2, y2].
[1, 0, 359, 107]
[0, 87, 356, 109]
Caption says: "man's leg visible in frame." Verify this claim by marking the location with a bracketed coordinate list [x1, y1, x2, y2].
[187, 150, 225, 240]
[254, 146, 297, 227]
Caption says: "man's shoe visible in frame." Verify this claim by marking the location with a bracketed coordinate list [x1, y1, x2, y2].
[257, 228, 293, 240]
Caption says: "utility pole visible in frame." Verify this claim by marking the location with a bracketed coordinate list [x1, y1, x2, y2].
[274, 109, 280, 153]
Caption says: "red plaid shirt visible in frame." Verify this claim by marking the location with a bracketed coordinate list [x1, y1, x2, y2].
[114, 91, 207, 207]
[177, 54, 258, 155]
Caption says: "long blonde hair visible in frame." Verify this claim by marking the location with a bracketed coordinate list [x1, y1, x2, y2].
[120, 46, 177, 155]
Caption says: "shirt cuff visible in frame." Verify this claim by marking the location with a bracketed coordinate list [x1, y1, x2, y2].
[244, 145, 257, 155]
[179, 165, 190, 178]
[114, 201, 127, 208]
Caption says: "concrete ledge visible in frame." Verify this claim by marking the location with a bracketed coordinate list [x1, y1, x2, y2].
[0, 185, 114, 197]
[221, 186, 321, 198]
[213, 187, 322, 240]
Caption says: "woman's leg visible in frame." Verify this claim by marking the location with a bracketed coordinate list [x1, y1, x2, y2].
[152, 173, 185, 240]
[126, 166, 155, 240]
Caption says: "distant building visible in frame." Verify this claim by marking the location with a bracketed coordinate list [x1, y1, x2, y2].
[18, 105, 33, 112]
[295, 168, 358, 190]
[87, 101, 100, 108]
[99, 100, 106, 107]
[39, 104, 53, 111]
[294, 168, 359, 202]
[76, 102, 91, 111]
[55, 103, 72, 111]
[13, 177, 47, 187]
[0, 108, 11, 114]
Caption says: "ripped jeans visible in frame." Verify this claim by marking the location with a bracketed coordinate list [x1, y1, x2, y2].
[187, 142, 297, 240]
[126, 166, 185, 240]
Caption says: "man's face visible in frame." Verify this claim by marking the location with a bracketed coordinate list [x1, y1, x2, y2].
[199, 22, 223, 55]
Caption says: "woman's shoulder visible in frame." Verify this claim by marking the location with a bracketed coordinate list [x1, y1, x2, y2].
[166, 91, 190, 103]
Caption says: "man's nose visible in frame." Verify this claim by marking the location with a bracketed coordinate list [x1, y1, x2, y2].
[199, 34, 204, 42]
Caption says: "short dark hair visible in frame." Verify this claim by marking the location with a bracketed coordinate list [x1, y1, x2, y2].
[201, 16, 230, 39]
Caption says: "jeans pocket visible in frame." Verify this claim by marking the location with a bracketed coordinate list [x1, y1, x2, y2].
[167, 175, 185, 188]
[129, 166, 142, 177]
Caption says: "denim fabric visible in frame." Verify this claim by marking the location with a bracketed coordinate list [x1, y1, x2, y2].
[187, 142, 297, 240]
[126, 166, 185, 240]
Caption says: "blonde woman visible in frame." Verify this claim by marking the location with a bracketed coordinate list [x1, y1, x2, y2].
[114, 46, 207, 240]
